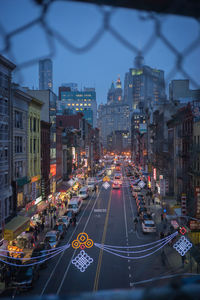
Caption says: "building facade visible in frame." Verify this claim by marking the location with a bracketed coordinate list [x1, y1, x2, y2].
[41, 121, 51, 200]
[26, 89, 57, 195]
[57, 87, 97, 128]
[28, 97, 43, 208]
[39, 58, 53, 90]
[12, 86, 32, 211]
[0, 55, 15, 227]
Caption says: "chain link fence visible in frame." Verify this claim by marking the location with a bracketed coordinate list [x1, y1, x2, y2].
[0, 0, 200, 89]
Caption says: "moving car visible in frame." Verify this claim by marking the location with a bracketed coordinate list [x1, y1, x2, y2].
[67, 197, 83, 215]
[112, 180, 120, 189]
[78, 186, 89, 199]
[142, 220, 156, 233]
[44, 230, 60, 249]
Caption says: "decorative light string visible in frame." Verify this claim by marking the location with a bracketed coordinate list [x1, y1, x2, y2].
[95, 231, 178, 250]
[95, 238, 170, 260]
[0, 245, 70, 267]
[95, 234, 175, 254]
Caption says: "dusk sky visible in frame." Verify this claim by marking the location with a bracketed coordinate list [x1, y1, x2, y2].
[0, 0, 199, 104]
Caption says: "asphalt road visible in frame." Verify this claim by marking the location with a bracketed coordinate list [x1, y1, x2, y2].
[27, 166, 172, 297]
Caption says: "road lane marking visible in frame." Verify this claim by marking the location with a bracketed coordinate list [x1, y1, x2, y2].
[94, 209, 107, 213]
[40, 187, 101, 295]
[56, 186, 103, 295]
[122, 176, 128, 239]
[93, 187, 112, 292]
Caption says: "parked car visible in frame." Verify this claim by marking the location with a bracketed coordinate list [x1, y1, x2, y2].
[142, 220, 156, 233]
[87, 177, 97, 191]
[64, 210, 73, 223]
[31, 242, 49, 268]
[58, 216, 70, 229]
[54, 223, 66, 239]
[67, 197, 83, 215]
[44, 230, 60, 249]
[12, 264, 39, 290]
[78, 186, 89, 199]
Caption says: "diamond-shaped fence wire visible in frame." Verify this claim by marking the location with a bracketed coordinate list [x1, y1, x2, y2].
[0, 0, 199, 90]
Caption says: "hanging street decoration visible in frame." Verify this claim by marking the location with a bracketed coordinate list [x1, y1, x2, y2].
[173, 236, 193, 256]
[102, 182, 110, 189]
[72, 250, 93, 272]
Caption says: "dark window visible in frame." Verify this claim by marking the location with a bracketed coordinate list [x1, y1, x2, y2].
[15, 136, 23, 153]
[33, 118, 36, 132]
[14, 111, 23, 128]
[30, 117, 32, 132]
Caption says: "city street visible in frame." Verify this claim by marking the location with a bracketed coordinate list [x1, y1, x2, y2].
[27, 168, 172, 296]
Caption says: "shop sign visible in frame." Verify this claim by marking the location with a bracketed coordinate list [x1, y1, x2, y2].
[189, 220, 200, 230]
[148, 163, 152, 173]
[26, 200, 35, 211]
[31, 182, 36, 201]
[171, 220, 179, 229]
[31, 175, 40, 183]
[195, 187, 200, 218]
[50, 164, 56, 177]
[160, 179, 165, 196]
[181, 193, 187, 215]
[35, 196, 42, 205]
[153, 168, 156, 181]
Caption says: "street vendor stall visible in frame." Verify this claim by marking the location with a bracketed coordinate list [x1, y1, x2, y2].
[4, 216, 30, 242]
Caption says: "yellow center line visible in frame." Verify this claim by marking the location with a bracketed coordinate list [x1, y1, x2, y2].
[93, 186, 112, 292]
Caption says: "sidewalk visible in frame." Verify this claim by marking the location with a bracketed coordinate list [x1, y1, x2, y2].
[147, 197, 199, 274]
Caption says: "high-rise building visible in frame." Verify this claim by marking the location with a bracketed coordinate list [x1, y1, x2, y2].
[169, 79, 200, 103]
[0, 55, 15, 227]
[57, 87, 97, 128]
[124, 55, 165, 110]
[98, 102, 131, 148]
[107, 77, 123, 105]
[39, 59, 53, 90]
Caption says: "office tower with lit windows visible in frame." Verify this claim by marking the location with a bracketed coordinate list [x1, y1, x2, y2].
[57, 87, 97, 128]
[39, 59, 53, 90]
[124, 55, 165, 110]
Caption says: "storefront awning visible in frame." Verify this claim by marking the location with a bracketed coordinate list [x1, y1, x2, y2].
[4, 216, 30, 241]
[57, 182, 70, 192]
[37, 200, 48, 213]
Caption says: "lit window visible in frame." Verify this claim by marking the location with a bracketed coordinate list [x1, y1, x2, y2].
[76, 108, 79, 111]
[80, 103, 83, 106]
[72, 103, 75, 106]
[88, 104, 91, 106]
[76, 104, 79, 106]
[80, 108, 83, 111]
[68, 104, 71, 106]
[84, 104, 87, 106]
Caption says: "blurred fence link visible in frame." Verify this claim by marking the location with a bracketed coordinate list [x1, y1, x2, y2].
[0, 0, 200, 88]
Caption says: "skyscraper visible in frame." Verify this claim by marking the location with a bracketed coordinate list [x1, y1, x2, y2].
[39, 59, 53, 90]
[124, 55, 165, 110]
[57, 86, 97, 128]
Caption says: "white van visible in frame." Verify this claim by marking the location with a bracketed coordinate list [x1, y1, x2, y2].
[78, 187, 89, 199]
[67, 197, 83, 215]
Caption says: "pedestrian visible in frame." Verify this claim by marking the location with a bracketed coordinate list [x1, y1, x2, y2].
[134, 217, 138, 231]
[160, 231, 165, 239]
[152, 197, 155, 205]
[72, 215, 77, 226]
[181, 255, 186, 268]
[161, 213, 164, 221]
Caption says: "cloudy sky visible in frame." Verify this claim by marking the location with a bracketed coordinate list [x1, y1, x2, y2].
[0, 0, 199, 104]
